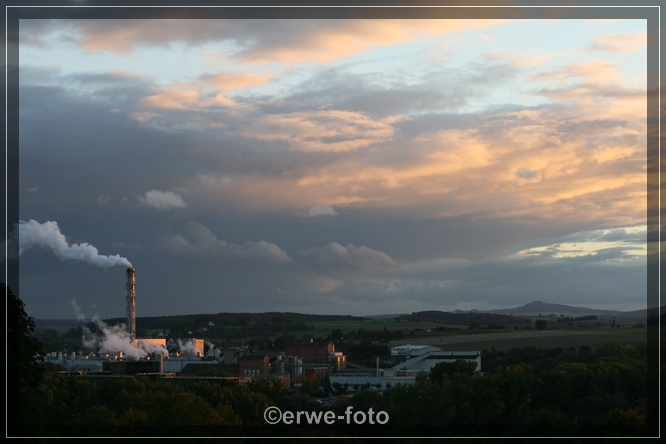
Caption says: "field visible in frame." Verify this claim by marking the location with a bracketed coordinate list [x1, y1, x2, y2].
[389, 327, 649, 352]
[39, 313, 652, 356]
[306, 318, 440, 339]
[148, 317, 650, 352]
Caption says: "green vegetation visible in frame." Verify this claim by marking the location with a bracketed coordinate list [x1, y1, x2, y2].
[332, 340, 656, 436]
[15, 340, 655, 436]
[399, 310, 532, 325]
[10, 286, 659, 436]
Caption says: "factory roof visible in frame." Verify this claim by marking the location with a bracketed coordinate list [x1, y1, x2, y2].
[179, 363, 239, 376]
[239, 354, 269, 361]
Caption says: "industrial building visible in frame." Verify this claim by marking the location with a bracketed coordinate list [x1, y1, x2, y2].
[285, 340, 347, 373]
[239, 354, 270, 377]
[390, 344, 440, 358]
[330, 350, 481, 391]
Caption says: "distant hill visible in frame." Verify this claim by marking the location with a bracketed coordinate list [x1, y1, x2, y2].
[487, 301, 657, 318]
[34, 304, 662, 330]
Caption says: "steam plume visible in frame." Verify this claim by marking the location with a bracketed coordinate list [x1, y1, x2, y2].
[177, 339, 201, 358]
[16, 219, 132, 268]
[73, 301, 200, 359]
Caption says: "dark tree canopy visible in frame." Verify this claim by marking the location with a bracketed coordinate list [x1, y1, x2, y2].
[5, 283, 44, 387]
[535, 320, 548, 330]
[429, 359, 478, 384]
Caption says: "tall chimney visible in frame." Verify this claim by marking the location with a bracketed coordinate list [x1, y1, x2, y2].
[126, 267, 136, 343]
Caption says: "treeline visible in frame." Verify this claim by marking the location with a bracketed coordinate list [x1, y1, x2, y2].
[15, 373, 333, 436]
[556, 315, 597, 323]
[336, 341, 655, 436]
[8, 283, 656, 437]
[13, 341, 656, 437]
[105, 312, 357, 331]
[400, 311, 531, 325]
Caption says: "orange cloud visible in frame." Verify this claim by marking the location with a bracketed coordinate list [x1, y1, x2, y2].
[235, 19, 510, 65]
[591, 32, 647, 53]
[531, 59, 621, 83]
[242, 110, 400, 152]
[66, 19, 509, 65]
[141, 88, 201, 109]
[199, 70, 273, 90]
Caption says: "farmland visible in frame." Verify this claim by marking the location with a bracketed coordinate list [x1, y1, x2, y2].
[389, 327, 648, 352]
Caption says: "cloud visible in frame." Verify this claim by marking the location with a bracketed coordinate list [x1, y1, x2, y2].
[137, 190, 187, 209]
[299, 204, 338, 217]
[517, 226, 647, 261]
[21, 19, 508, 63]
[199, 70, 273, 91]
[241, 110, 400, 152]
[17, 19, 648, 317]
[158, 221, 291, 263]
[298, 242, 395, 272]
[141, 88, 201, 110]
[589, 32, 647, 53]
[515, 168, 538, 180]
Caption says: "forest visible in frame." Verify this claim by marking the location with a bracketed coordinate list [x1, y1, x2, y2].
[12, 341, 657, 437]
[7, 283, 659, 437]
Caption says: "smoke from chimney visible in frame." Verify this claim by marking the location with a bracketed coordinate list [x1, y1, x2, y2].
[72, 300, 168, 358]
[13, 219, 132, 268]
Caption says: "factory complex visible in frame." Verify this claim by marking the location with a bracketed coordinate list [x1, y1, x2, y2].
[43, 268, 480, 391]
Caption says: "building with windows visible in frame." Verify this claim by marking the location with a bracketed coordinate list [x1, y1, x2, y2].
[285, 341, 346, 374]
[239, 354, 270, 377]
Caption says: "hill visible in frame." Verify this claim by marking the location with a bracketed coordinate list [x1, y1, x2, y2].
[489, 301, 625, 317]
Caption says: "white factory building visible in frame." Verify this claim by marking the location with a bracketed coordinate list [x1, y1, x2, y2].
[390, 344, 441, 357]
[330, 348, 481, 391]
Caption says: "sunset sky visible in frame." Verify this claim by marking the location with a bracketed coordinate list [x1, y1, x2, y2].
[14, 15, 649, 319]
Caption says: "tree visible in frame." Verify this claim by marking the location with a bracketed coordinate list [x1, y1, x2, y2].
[430, 360, 477, 384]
[5, 284, 46, 431]
[330, 328, 344, 340]
[6, 284, 44, 386]
[535, 320, 548, 330]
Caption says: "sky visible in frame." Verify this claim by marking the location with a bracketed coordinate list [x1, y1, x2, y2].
[11, 14, 650, 319]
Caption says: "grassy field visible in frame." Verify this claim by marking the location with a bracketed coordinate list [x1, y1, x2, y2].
[145, 316, 650, 352]
[390, 327, 648, 351]
[306, 319, 442, 339]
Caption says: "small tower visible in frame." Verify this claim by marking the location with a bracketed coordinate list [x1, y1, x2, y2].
[126, 267, 136, 343]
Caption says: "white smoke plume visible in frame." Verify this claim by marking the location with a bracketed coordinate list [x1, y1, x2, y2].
[82, 316, 169, 358]
[15, 219, 132, 268]
[177, 339, 202, 358]
[70, 298, 86, 322]
[74, 299, 168, 358]
[72, 301, 207, 360]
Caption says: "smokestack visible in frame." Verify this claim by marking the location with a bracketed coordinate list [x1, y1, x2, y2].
[126, 268, 136, 343]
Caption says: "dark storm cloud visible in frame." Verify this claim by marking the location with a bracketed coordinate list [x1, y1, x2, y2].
[155, 220, 291, 263]
[19, 71, 195, 183]
[298, 242, 396, 272]
[15, 17, 648, 319]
